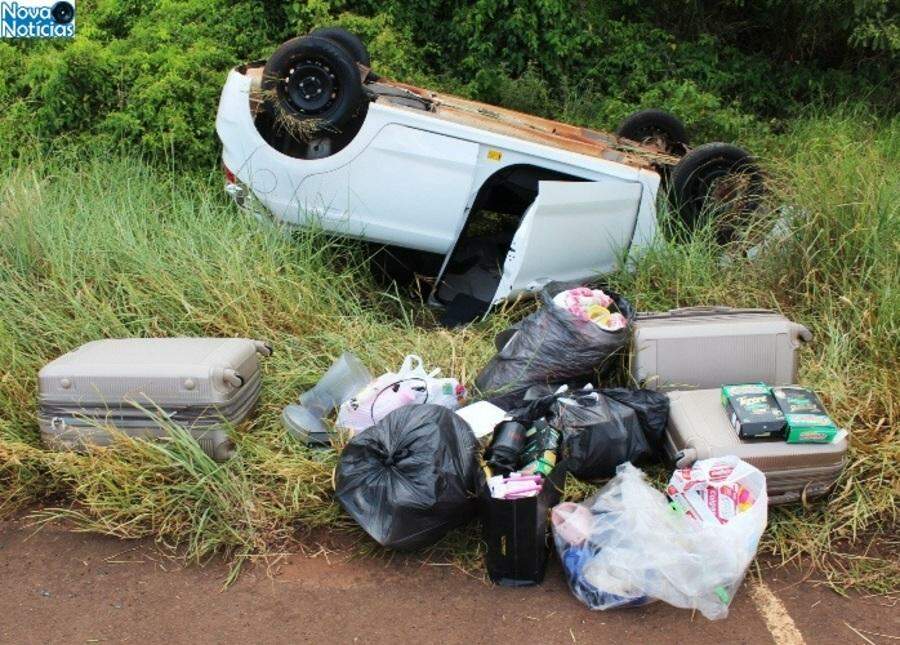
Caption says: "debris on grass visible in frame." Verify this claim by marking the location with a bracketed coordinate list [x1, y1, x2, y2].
[0, 109, 896, 592]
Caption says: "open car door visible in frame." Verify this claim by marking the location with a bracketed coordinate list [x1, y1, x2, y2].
[491, 179, 643, 305]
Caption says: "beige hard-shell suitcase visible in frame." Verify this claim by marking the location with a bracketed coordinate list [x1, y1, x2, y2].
[666, 389, 847, 504]
[631, 307, 812, 391]
[38, 338, 271, 461]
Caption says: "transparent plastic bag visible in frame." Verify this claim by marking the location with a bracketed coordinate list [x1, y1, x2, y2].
[283, 352, 373, 445]
[336, 355, 465, 434]
[551, 458, 767, 620]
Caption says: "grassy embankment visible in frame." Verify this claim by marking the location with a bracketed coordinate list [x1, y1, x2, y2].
[0, 109, 896, 590]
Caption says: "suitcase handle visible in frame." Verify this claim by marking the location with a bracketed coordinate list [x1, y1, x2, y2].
[223, 369, 245, 388]
[792, 323, 813, 344]
[637, 306, 775, 319]
[254, 340, 273, 357]
[673, 448, 697, 468]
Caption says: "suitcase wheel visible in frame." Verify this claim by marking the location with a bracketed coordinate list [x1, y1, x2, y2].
[254, 340, 274, 356]
[674, 448, 697, 469]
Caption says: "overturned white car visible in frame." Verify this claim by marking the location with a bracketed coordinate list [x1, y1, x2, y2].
[216, 28, 761, 319]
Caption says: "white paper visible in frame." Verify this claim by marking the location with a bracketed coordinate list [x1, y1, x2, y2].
[455, 401, 507, 439]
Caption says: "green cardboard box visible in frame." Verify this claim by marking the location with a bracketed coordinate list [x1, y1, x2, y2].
[721, 383, 786, 439]
[771, 387, 839, 443]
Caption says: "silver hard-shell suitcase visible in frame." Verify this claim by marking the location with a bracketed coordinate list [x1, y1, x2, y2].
[631, 307, 812, 391]
[665, 389, 847, 504]
[38, 338, 271, 461]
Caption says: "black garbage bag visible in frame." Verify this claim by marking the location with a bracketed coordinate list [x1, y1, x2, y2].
[334, 404, 482, 550]
[600, 388, 670, 451]
[511, 388, 669, 482]
[554, 388, 669, 481]
[474, 284, 634, 410]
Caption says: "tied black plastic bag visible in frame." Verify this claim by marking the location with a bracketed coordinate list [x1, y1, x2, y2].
[335, 404, 482, 550]
[555, 389, 669, 481]
[475, 285, 634, 410]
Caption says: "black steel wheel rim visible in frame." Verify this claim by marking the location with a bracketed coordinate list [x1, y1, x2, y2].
[284, 57, 338, 115]
[691, 164, 730, 206]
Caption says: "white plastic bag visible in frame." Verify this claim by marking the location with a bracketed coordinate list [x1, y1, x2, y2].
[551, 457, 767, 620]
[336, 355, 465, 434]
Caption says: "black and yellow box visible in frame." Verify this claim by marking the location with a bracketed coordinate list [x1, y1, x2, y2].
[479, 465, 566, 587]
[721, 383, 786, 439]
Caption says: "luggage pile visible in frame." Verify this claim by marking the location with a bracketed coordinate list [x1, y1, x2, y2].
[629, 307, 847, 504]
[34, 284, 848, 621]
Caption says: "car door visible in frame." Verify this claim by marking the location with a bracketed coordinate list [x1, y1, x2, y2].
[293, 124, 479, 254]
[491, 179, 643, 304]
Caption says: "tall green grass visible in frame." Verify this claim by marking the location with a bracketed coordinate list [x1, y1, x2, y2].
[0, 151, 504, 575]
[0, 109, 896, 590]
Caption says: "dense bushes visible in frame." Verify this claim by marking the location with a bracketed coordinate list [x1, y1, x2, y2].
[0, 0, 896, 167]
[0, 0, 285, 166]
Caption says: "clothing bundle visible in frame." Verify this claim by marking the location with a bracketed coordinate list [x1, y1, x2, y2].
[552, 287, 627, 331]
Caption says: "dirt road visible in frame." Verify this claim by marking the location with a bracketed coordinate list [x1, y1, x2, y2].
[0, 518, 895, 644]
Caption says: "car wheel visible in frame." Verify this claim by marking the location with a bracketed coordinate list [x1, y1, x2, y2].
[617, 109, 689, 155]
[670, 142, 764, 242]
[311, 26, 371, 68]
[262, 35, 365, 133]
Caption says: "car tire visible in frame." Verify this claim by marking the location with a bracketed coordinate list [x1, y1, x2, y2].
[262, 35, 365, 132]
[311, 26, 371, 68]
[617, 109, 689, 155]
[670, 142, 764, 241]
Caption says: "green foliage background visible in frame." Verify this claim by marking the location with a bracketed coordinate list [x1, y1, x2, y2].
[1, 0, 897, 167]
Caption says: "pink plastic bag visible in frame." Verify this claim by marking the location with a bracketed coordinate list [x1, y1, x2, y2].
[336, 355, 465, 434]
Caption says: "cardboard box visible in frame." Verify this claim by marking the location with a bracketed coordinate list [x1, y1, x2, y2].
[479, 465, 566, 586]
[721, 384, 786, 439]
[771, 387, 839, 443]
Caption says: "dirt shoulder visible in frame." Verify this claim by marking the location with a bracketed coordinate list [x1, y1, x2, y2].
[0, 519, 895, 644]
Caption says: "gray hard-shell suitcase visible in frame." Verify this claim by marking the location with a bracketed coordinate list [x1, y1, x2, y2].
[631, 307, 812, 391]
[665, 389, 847, 505]
[38, 338, 272, 461]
